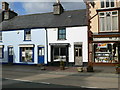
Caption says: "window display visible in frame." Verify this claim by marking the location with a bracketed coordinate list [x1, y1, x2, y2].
[94, 43, 119, 63]
[53, 47, 67, 62]
[21, 47, 33, 62]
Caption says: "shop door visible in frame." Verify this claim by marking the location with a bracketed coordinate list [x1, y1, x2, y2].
[38, 47, 44, 64]
[75, 45, 82, 66]
[8, 47, 13, 63]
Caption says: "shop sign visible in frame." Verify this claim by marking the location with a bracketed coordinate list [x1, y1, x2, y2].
[97, 43, 107, 48]
[93, 37, 120, 41]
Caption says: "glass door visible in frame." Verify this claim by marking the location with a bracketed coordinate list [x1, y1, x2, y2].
[8, 47, 13, 63]
[38, 47, 44, 64]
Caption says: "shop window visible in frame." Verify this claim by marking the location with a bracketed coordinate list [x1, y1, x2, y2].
[99, 11, 118, 32]
[94, 43, 119, 63]
[53, 47, 67, 61]
[101, 0, 115, 8]
[24, 29, 31, 41]
[20, 47, 33, 62]
[0, 46, 4, 58]
[58, 28, 66, 40]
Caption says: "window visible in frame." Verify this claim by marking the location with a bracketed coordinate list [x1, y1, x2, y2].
[38, 48, 44, 56]
[58, 28, 66, 40]
[101, 0, 115, 8]
[53, 47, 67, 61]
[24, 29, 31, 41]
[8, 47, 14, 55]
[94, 43, 119, 63]
[20, 47, 33, 62]
[99, 11, 118, 32]
[0, 46, 4, 58]
[0, 32, 2, 41]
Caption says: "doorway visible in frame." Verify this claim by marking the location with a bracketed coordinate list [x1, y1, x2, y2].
[8, 46, 13, 63]
[38, 47, 44, 64]
[74, 45, 83, 66]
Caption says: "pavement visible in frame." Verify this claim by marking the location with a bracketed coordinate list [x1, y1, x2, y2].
[1, 64, 120, 89]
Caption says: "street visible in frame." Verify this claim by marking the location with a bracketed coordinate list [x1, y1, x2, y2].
[2, 78, 108, 90]
[2, 65, 119, 90]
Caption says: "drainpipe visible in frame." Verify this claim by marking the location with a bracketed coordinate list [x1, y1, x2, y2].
[45, 28, 48, 66]
[84, 0, 93, 66]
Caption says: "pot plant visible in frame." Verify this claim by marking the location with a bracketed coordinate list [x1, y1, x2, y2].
[115, 64, 120, 74]
[37, 63, 46, 70]
[60, 60, 65, 70]
[87, 63, 94, 72]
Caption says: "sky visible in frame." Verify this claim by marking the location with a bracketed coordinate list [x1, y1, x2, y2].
[0, 0, 86, 15]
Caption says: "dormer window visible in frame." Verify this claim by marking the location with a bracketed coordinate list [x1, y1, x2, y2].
[101, 0, 115, 8]
[24, 29, 31, 41]
[99, 11, 118, 32]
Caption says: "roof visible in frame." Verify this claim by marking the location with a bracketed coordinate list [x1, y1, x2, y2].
[0, 9, 87, 31]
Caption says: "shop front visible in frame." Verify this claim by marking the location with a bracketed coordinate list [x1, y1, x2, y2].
[49, 43, 69, 66]
[93, 42, 120, 64]
[92, 35, 120, 65]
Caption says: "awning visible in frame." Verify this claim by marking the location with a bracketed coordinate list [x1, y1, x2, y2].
[49, 43, 70, 46]
[0, 45, 4, 48]
[8, 45, 13, 47]
[19, 44, 34, 47]
[38, 45, 44, 47]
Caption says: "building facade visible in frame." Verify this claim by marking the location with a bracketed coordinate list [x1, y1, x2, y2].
[0, 29, 47, 65]
[47, 26, 88, 66]
[0, 2, 88, 66]
[85, 0, 120, 65]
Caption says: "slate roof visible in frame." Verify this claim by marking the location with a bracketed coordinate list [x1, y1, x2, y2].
[0, 9, 87, 31]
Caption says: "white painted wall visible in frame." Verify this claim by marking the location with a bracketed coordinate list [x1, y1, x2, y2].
[0, 28, 47, 64]
[47, 26, 88, 63]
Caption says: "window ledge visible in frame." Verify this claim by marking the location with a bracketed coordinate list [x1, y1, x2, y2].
[57, 39, 67, 41]
[23, 40, 32, 41]
[96, 7, 120, 12]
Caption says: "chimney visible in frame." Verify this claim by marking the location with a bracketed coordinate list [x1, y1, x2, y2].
[2, 2, 18, 21]
[2, 2, 9, 11]
[53, 0, 64, 15]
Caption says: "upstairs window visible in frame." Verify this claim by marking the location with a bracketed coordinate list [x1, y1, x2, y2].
[24, 29, 31, 41]
[99, 11, 118, 32]
[101, 0, 115, 8]
[58, 28, 66, 40]
[0, 32, 2, 42]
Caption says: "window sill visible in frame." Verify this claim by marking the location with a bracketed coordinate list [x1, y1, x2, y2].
[99, 31, 119, 33]
[23, 40, 32, 41]
[57, 39, 67, 41]
[96, 7, 120, 12]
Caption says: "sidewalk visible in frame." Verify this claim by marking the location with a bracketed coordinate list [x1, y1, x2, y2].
[2, 64, 119, 89]
[2, 64, 119, 76]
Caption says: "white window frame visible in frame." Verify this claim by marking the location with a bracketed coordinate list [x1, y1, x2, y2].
[99, 11, 118, 32]
[24, 29, 31, 41]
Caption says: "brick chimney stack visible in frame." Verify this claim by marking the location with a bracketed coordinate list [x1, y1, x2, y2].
[1, 2, 18, 21]
[53, 0, 64, 15]
[2, 2, 9, 11]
